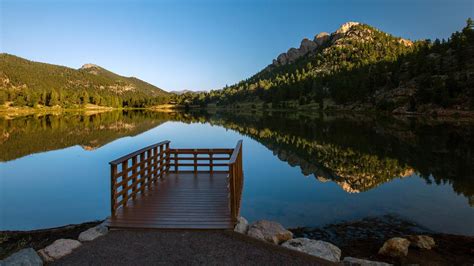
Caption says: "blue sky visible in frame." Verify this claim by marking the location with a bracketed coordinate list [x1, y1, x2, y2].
[1, 0, 472, 91]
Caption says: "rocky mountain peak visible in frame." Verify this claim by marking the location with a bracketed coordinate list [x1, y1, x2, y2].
[271, 22, 364, 67]
[80, 63, 101, 70]
[80, 64, 103, 75]
[269, 21, 414, 68]
[335, 21, 361, 35]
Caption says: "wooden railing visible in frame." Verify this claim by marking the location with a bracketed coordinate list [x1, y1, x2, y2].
[168, 148, 233, 173]
[228, 140, 244, 222]
[109, 140, 170, 215]
[109, 140, 244, 221]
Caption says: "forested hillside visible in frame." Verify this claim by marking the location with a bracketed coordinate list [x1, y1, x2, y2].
[176, 19, 474, 114]
[0, 54, 169, 108]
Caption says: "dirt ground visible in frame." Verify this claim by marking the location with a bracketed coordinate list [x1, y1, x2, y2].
[2, 215, 473, 265]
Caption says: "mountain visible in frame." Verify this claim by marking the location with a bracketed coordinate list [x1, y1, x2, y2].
[176, 20, 474, 115]
[169, 89, 207, 95]
[0, 54, 169, 108]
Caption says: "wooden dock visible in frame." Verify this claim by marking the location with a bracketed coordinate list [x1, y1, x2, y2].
[105, 140, 244, 230]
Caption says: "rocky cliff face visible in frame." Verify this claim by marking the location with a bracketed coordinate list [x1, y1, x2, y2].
[270, 22, 412, 67]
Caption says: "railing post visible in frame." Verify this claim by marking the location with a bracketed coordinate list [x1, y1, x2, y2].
[140, 153, 146, 193]
[131, 156, 137, 199]
[209, 151, 213, 175]
[147, 149, 152, 185]
[164, 143, 169, 173]
[174, 151, 178, 173]
[110, 163, 117, 216]
[121, 161, 128, 206]
[229, 164, 236, 220]
[152, 147, 158, 182]
[158, 144, 163, 179]
[194, 149, 197, 174]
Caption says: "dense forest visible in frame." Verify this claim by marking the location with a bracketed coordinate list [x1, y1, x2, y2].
[0, 54, 169, 108]
[174, 19, 474, 114]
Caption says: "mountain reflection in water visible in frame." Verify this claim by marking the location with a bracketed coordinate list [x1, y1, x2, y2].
[1, 110, 473, 232]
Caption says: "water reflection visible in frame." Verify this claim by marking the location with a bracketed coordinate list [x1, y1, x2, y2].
[0, 111, 169, 162]
[189, 111, 474, 205]
[0, 110, 473, 232]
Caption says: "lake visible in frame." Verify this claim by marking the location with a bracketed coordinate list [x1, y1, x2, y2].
[1, 110, 473, 235]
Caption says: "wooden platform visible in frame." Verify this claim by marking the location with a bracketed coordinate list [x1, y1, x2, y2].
[105, 140, 243, 230]
[106, 172, 233, 229]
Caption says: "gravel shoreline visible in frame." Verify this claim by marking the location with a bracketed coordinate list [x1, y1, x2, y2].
[2, 216, 473, 265]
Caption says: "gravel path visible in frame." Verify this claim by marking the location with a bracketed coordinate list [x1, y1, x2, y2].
[51, 230, 334, 265]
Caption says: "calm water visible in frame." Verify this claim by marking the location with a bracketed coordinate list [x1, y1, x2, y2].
[1, 110, 473, 235]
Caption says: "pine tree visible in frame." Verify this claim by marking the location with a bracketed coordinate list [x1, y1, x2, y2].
[47, 89, 59, 106]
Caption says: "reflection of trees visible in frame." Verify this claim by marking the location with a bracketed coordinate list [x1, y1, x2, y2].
[0, 111, 169, 162]
[1, 110, 472, 204]
[177, 111, 473, 201]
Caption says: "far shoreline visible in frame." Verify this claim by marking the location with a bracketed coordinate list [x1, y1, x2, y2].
[1, 104, 474, 121]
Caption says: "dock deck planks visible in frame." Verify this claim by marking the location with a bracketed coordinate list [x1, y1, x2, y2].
[106, 172, 233, 229]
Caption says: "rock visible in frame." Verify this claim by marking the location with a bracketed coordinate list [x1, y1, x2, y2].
[378, 237, 410, 257]
[234, 216, 249, 234]
[80, 63, 100, 69]
[276, 53, 288, 65]
[247, 220, 293, 244]
[281, 238, 341, 262]
[78, 223, 108, 242]
[335, 22, 361, 35]
[343, 256, 392, 265]
[406, 235, 436, 250]
[299, 38, 318, 54]
[0, 248, 43, 266]
[314, 32, 330, 46]
[37, 239, 81, 262]
[398, 38, 413, 47]
[332, 22, 361, 43]
[286, 48, 302, 63]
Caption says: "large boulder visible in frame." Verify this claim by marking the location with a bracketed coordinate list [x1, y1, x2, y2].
[0, 248, 43, 266]
[299, 38, 318, 54]
[314, 32, 330, 46]
[234, 216, 249, 234]
[247, 220, 293, 244]
[276, 53, 288, 65]
[282, 238, 341, 262]
[343, 257, 392, 266]
[406, 235, 436, 250]
[378, 237, 410, 257]
[78, 223, 108, 242]
[38, 239, 81, 262]
[286, 48, 302, 63]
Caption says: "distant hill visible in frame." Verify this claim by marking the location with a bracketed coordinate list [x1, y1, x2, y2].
[0, 54, 169, 108]
[169, 89, 207, 95]
[175, 20, 474, 115]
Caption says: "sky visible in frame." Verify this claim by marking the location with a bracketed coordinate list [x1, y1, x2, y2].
[0, 0, 472, 92]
